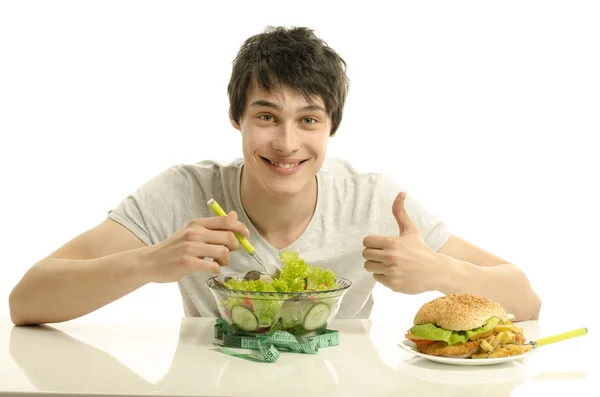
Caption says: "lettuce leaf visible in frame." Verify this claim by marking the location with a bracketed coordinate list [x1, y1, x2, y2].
[222, 250, 336, 293]
[306, 267, 336, 290]
[223, 278, 276, 292]
[410, 317, 500, 345]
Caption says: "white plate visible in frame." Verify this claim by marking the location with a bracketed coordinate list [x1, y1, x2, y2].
[398, 340, 532, 366]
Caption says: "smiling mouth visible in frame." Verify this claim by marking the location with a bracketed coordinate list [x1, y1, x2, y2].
[261, 157, 308, 169]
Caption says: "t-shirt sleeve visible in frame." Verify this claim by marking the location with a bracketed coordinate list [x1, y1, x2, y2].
[108, 165, 191, 246]
[377, 173, 451, 252]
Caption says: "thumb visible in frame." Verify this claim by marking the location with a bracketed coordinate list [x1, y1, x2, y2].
[228, 210, 238, 220]
[392, 191, 418, 236]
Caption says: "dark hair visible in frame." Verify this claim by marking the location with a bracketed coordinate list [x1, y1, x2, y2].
[227, 26, 349, 136]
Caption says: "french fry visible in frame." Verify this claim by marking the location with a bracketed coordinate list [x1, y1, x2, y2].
[494, 323, 523, 334]
[480, 339, 494, 352]
[487, 347, 508, 358]
[506, 344, 533, 354]
[471, 351, 489, 359]
[490, 331, 505, 346]
[494, 324, 515, 332]
[476, 343, 533, 358]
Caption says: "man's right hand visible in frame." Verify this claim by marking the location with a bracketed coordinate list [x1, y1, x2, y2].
[143, 211, 249, 283]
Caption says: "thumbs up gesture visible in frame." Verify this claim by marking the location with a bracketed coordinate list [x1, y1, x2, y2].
[362, 191, 441, 294]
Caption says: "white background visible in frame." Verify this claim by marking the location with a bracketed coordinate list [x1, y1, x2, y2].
[1, 0, 599, 332]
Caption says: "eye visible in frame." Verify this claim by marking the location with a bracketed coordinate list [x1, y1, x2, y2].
[259, 114, 275, 122]
[302, 117, 317, 125]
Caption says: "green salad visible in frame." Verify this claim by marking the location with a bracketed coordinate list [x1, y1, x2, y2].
[224, 250, 336, 292]
[217, 251, 338, 335]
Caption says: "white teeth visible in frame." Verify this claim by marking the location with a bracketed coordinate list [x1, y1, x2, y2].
[268, 160, 300, 169]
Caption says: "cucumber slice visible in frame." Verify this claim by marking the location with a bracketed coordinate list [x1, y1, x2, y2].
[302, 302, 330, 331]
[231, 305, 258, 332]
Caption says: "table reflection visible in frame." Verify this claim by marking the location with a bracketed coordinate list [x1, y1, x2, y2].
[7, 318, 589, 397]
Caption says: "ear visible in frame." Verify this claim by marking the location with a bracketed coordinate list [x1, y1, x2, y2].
[229, 108, 241, 131]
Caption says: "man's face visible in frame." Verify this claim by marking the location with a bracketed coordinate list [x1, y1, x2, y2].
[231, 82, 331, 198]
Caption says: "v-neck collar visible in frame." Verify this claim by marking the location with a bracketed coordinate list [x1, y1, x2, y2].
[233, 160, 323, 257]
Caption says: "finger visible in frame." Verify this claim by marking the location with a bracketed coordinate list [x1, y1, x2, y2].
[363, 234, 397, 250]
[362, 248, 390, 264]
[372, 273, 390, 288]
[392, 191, 419, 236]
[364, 260, 389, 275]
[228, 210, 238, 220]
[196, 230, 240, 251]
[188, 242, 231, 267]
[182, 256, 221, 275]
[193, 216, 249, 237]
[182, 228, 240, 251]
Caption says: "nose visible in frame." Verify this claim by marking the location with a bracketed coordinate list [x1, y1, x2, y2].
[272, 122, 301, 154]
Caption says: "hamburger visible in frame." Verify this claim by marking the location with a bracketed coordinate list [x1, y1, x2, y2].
[405, 293, 527, 358]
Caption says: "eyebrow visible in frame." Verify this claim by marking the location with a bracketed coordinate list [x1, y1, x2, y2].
[250, 100, 326, 114]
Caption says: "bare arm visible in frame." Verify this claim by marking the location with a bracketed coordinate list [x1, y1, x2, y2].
[8, 219, 151, 326]
[435, 235, 542, 321]
[9, 213, 250, 326]
[363, 192, 542, 322]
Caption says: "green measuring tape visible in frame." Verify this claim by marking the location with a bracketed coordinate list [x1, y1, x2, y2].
[213, 317, 339, 363]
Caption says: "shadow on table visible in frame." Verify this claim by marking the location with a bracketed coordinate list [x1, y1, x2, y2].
[8, 324, 154, 394]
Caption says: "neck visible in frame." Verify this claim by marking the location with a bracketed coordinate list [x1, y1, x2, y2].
[240, 169, 318, 249]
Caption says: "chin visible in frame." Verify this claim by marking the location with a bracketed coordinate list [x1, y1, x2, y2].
[262, 178, 313, 198]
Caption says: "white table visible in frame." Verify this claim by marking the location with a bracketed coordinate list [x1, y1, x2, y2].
[0, 316, 597, 396]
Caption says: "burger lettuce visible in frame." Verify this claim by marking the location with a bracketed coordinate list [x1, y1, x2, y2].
[410, 317, 501, 345]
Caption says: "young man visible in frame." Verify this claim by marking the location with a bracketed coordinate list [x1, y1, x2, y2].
[9, 26, 541, 326]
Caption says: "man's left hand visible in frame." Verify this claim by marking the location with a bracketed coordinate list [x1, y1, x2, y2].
[362, 191, 442, 294]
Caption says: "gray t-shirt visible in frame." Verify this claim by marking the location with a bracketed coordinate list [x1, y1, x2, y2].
[108, 157, 450, 319]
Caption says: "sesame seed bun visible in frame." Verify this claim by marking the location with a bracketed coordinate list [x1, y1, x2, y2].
[413, 293, 509, 331]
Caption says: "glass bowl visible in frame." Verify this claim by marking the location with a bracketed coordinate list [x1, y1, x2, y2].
[206, 275, 352, 338]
